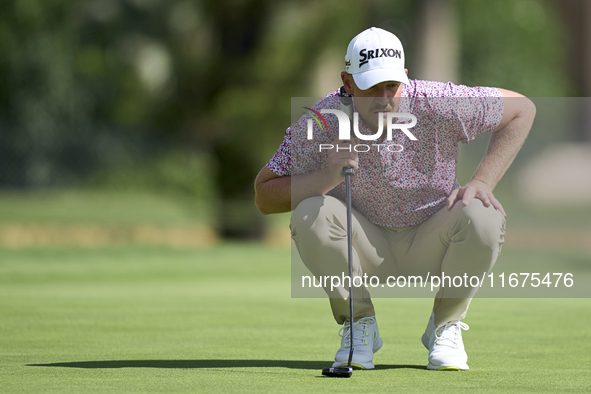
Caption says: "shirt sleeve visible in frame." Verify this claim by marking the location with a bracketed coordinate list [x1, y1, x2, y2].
[265, 127, 292, 176]
[264, 90, 341, 177]
[265, 117, 328, 177]
[408, 80, 504, 144]
[443, 82, 504, 144]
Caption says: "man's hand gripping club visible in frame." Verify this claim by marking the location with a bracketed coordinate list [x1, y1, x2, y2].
[326, 136, 360, 184]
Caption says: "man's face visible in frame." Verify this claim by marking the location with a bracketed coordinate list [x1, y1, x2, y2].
[341, 72, 405, 132]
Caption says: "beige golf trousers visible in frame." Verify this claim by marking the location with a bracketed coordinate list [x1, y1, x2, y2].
[290, 195, 506, 327]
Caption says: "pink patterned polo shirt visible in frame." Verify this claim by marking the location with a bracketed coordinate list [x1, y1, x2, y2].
[266, 79, 504, 228]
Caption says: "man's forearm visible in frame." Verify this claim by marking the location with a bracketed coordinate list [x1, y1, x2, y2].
[255, 175, 292, 214]
[255, 168, 341, 215]
[256, 138, 360, 214]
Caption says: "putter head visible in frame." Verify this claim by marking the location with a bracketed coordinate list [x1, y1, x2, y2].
[322, 366, 353, 378]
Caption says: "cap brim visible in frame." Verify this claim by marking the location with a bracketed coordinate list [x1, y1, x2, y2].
[352, 68, 410, 90]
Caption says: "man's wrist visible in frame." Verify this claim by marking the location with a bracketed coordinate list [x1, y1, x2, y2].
[319, 167, 344, 193]
[468, 177, 495, 190]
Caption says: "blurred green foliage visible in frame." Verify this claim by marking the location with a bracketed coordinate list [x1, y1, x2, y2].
[458, 0, 573, 96]
[0, 0, 579, 238]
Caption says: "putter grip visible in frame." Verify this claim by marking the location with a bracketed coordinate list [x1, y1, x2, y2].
[342, 166, 355, 176]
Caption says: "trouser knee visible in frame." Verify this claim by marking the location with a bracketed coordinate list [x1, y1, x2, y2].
[452, 199, 506, 250]
[290, 195, 346, 242]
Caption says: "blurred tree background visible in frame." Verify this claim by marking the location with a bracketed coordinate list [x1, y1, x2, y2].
[0, 0, 588, 241]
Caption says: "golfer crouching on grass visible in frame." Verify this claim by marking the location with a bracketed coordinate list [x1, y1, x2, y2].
[254, 27, 535, 371]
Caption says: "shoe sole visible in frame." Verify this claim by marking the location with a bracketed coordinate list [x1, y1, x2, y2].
[427, 363, 469, 371]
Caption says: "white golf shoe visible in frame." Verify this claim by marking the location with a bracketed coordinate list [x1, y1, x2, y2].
[332, 316, 383, 370]
[421, 313, 470, 370]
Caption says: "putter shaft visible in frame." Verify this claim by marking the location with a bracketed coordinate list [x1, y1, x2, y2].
[344, 168, 354, 368]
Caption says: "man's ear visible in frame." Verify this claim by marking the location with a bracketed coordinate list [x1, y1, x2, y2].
[341, 72, 355, 95]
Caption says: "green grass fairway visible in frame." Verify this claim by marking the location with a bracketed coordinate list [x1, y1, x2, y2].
[1, 244, 590, 393]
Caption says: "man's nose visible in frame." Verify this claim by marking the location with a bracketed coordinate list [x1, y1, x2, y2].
[374, 89, 392, 104]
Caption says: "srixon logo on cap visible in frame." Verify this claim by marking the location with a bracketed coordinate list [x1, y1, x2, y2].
[359, 48, 402, 67]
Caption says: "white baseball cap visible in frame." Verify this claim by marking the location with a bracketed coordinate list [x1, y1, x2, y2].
[345, 27, 409, 90]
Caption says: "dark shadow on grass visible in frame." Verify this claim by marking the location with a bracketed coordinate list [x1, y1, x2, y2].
[27, 360, 426, 371]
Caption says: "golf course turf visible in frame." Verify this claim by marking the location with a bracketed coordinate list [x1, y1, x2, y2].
[1, 244, 590, 393]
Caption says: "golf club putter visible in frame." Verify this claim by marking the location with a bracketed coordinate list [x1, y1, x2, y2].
[322, 88, 355, 378]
